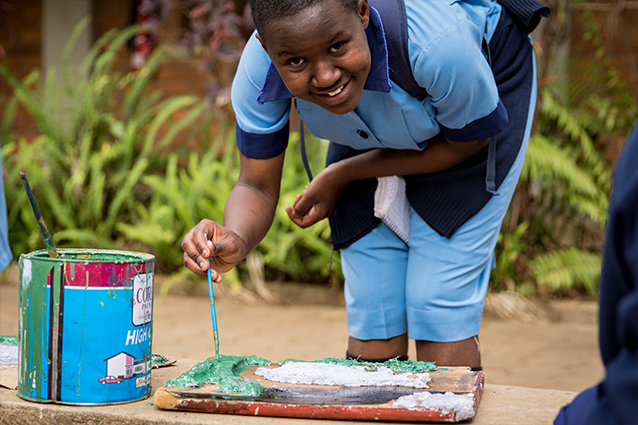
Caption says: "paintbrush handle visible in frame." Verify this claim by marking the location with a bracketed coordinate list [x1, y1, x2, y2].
[19, 171, 58, 258]
[204, 233, 219, 357]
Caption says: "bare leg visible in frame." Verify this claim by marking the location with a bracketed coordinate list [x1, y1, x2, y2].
[416, 336, 481, 367]
[348, 334, 409, 359]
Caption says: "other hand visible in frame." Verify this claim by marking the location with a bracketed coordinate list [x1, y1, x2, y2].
[285, 164, 345, 228]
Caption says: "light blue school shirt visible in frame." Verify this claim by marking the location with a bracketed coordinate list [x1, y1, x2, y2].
[232, 0, 506, 158]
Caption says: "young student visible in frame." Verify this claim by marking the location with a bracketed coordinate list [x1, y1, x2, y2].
[554, 125, 638, 425]
[182, 0, 548, 367]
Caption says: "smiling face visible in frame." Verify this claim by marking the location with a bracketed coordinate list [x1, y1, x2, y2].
[257, 0, 371, 115]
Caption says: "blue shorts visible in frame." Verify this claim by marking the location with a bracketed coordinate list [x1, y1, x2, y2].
[340, 51, 537, 343]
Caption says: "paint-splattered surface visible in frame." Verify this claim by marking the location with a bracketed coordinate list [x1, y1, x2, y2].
[156, 357, 483, 422]
[165, 355, 438, 396]
[254, 361, 432, 388]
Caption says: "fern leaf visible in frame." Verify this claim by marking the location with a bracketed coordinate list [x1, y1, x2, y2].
[531, 247, 601, 296]
[53, 229, 116, 249]
[140, 96, 199, 159]
[104, 158, 149, 237]
[116, 223, 175, 245]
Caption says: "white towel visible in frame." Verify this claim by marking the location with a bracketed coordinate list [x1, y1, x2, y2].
[374, 176, 411, 245]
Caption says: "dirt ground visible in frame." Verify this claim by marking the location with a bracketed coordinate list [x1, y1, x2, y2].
[0, 264, 604, 394]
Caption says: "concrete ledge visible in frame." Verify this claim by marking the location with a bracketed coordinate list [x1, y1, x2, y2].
[0, 358, 576, 424]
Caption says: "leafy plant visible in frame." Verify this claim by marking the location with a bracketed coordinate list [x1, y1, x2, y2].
[530, 247, 601, 296]
[1, 19, 209, 263]
[118, 124, 341, 294]
[491, 5, 637, 298]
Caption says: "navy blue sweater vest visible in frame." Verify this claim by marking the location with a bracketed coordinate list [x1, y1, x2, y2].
[327, 1, 548, 250]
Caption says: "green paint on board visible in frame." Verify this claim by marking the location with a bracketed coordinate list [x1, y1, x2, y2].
[165, 354, 437, 398]
[0, 335, 18, 346]
[280, 357, 438, 374]
[166, 354, 271, 396]
[151, 354, 171, 366]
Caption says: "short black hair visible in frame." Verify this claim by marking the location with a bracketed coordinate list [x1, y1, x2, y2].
[250, 0, 360, 40]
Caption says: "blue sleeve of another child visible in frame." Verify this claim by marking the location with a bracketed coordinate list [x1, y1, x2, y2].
[554, 126, 638, 425]
[406, 7, 508, 142]
[0, 152, 12, 272]
[231, 32, 292, 159]
[586, 125, 638, 425]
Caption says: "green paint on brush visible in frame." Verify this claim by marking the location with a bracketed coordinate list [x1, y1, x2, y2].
[280, 357, 438, 373]
[0, 335, 18, 346]
[166, 354, 271, 396]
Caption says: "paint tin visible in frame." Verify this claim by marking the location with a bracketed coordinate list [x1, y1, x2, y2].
[17, 249, 154, 405]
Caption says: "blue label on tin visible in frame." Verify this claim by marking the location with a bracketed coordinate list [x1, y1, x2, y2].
[59, 273, 153, 403]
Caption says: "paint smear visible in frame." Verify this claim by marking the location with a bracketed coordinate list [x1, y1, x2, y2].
[167, 356, 438, 397]
[165, 354, 271, 396]
[0, 345, 19, 365]
[393, 391, 475, 421]
[0, 336, 18, 346]
[256, 362, 431, 388]
[282, 357, 437, 374]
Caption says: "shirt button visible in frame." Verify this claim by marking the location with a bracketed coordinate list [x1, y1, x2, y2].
[357, 129, 369, 139]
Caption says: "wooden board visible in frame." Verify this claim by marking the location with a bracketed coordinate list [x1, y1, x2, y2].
[154, 364, 484, 422]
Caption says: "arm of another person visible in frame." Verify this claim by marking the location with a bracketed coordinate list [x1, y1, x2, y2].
[182, 152, 285, 282]
[286, 134, 488, 228]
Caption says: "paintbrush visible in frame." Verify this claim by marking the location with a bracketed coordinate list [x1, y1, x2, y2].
[204, 233, 220, 358]
[19, 171, 59, 259]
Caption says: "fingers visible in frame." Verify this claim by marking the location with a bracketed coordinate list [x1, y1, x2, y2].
[285, 204, 323, 228]
[290, 193, 312, 220]
[183, 251, 224, 282]
[182, 219, 225, 280]
[182, 227, 208, 268]
[183, 250, 207, 278]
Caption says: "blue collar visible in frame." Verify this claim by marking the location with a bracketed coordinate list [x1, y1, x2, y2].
[256, 5, 391, 105]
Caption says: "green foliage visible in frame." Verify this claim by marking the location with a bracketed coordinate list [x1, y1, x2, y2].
[530, 247, 601, 297]
[491, 222, 531, 294]
[259, 134, 339, 283]
[1, 20, 210, 262]
[2, 21, 339, 291]
[6, 9, 635, 301]
[117, 127, 340, 293]
[491, 7, 638, 298]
